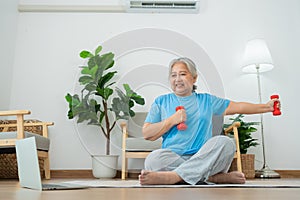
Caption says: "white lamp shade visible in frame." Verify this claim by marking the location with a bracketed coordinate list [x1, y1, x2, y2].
[242, 39, 274, 73]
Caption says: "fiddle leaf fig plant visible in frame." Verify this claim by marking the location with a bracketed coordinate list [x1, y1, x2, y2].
[65, 45, 145, 155]
[224, 114, 259, 154]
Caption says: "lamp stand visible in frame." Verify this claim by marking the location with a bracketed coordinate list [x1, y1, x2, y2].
[254, 65, 280, 178]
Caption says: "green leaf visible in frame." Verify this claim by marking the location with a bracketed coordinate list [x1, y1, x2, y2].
[98, 71, 117, 89]
[80, 66, 90, 75]
[97, 52, 115, 70]
[115, 87, 128, 102]
[88, 55, 99, 69]
[81, 65, 98, 79]
[84, 83, 96, 92]
[99, 111, 105, 124]
[121, 84, 145, 105]
[65, 93, 82, 119]
[95, 45, 102, 55]
[129, 109, 135, 117]
[123, 84, 133, 96]
[247, 127, 257, 132]
[80, 50, 93, 58]
[131, 95, 145, 105]
[96, 88, 113, 100]
[65, 93, 72, 103]
[129, 99, 134, 108]
[79, 76, 94, 85]
[111, 97, 130, 120]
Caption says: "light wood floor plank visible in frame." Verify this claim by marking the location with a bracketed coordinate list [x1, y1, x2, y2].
[1, 178, 300, 200]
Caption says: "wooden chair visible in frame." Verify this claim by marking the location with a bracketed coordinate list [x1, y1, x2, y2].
[121, 112, 162, 180]
[0, 110, 54, 179]
[121, 113, 242, 180]
[224, 121, 242, 172]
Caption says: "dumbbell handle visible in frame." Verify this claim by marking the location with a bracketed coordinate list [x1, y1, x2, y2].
[176, 106, 187, 130]
[270, 95, 281, 116]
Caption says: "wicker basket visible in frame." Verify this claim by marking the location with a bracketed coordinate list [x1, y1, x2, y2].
[0, 119, 43, 135]
[0, 154, 45, 179]
[229, 154, 255, 179]
[0, 119, 44, 179]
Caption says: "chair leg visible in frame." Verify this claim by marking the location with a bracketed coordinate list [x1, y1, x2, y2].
[38, 151, 51, 179]
[121, 156, 128, 180]
[44, 156, 51, 179]
[233, 126, 242, 173]
[236, 152, 242, 173]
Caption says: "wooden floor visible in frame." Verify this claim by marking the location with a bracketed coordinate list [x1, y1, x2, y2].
[1, 178, 300, 200]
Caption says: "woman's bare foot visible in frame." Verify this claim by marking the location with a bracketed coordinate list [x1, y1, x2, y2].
[139, 170, 183, 185]
[208, 171, 246, 184]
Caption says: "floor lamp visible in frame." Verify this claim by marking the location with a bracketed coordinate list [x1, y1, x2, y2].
[242, 39, 280, 178]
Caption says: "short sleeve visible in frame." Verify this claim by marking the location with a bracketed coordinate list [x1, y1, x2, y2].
[145, 100, 162, 123]
[210, 95, 230, 115]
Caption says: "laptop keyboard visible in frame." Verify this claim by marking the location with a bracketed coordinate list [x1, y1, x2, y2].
[42, 183, 68, 190]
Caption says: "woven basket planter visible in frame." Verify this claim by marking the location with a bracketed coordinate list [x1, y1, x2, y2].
[229, 154, 255, 179]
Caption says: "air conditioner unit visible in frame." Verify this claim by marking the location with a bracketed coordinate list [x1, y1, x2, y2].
[126, 0, 200, 13]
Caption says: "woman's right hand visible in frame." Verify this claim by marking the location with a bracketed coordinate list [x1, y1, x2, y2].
[172, 109, 187, 125]
[142, 109, 187, 141]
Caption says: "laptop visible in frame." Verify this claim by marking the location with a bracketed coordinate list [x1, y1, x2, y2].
[15, 137, 88, 190]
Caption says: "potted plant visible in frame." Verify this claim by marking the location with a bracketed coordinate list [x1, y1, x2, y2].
[224, 114, 259, 178]
[65, 45, 145, 178]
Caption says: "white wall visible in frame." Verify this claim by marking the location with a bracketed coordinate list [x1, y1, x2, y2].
[2, 0, 300, 171]
[0, 0, 19, 110]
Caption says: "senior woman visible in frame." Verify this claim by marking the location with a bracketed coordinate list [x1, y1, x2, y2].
[139, 57, 279, 185]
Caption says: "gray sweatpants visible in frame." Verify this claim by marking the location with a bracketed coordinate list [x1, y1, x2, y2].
[144, 135, 236, 185]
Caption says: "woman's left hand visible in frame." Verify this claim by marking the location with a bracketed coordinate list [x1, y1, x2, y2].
[267, 98, 281, 111]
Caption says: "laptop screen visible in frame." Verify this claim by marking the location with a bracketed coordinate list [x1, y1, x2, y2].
[15, 137, 43, 190]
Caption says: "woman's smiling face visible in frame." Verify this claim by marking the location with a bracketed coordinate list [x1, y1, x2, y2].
[170, 62, 197, 97]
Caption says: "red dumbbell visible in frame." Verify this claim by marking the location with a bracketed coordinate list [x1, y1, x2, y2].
[270, 94, 281, 116]
[176, 106, 187, 130]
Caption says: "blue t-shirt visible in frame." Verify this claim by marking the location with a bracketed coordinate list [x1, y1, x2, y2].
[145, 92, 230, 155]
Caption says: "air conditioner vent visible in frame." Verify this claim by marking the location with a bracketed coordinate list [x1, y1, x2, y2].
[126, 0, 200, 13]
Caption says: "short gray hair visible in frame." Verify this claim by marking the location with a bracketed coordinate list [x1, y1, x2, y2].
[169, 57, 198, 91]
